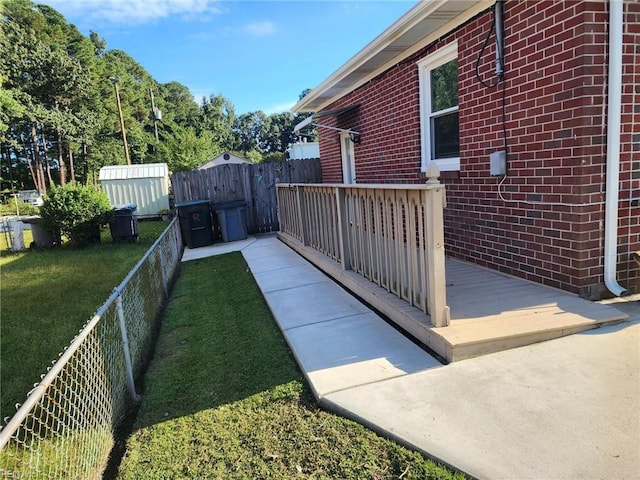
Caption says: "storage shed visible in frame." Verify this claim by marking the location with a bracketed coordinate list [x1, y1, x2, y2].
[99, 163, 170, 216]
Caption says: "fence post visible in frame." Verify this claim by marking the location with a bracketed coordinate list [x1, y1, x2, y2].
[335, 186, 351, 270]
[424, 163, 450, 327]
[116, 294, 140, 402]
[296, 185, 309, 246]
[158, 247, 169, 299]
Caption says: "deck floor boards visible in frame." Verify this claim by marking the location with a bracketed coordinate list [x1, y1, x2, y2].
[446, 259, 620, 324]
[441, 259, 628, 359]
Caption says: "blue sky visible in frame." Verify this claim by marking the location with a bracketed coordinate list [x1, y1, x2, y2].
[39, 0, 418, 115]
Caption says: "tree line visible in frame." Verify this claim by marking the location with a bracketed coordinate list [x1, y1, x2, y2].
[0, 0, 315, 197]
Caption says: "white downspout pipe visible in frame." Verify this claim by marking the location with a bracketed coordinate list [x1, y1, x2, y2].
[604, 0, 627, 296]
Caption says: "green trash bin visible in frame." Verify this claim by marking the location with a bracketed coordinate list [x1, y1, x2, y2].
[176, 200, 214, 248]
[213, 200, 248, 242]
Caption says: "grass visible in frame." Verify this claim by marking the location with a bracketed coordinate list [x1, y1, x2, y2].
[0, 220, 169, 420]
[0, 422, 113, 479]
[116, 253, 465, 480]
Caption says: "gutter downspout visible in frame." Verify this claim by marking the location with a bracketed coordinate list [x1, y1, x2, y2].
[604, 0, 627, 296]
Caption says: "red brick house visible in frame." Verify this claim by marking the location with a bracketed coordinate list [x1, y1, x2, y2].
[293, 0, 639, 299]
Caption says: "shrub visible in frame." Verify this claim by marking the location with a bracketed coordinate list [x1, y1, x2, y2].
[0, 197, 40, 216]
[40, 184, 113, 246]
[262, 152, 285, 163]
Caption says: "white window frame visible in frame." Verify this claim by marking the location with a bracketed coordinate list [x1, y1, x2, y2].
[417, 41, 460, 172]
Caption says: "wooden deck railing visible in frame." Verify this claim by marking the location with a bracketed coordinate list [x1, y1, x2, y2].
[276, 173, 449, 327]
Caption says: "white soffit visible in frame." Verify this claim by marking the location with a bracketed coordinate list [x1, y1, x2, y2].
[293, 0, 495, 113]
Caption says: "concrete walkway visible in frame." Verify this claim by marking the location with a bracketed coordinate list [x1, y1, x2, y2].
[182, 234, 640, 480]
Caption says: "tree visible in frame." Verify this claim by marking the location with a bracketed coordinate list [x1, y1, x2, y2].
[264, 111, 300, 153]
[0, 0, 247, 189]
[200, 94, 236, 151]
[0, 78, 25, 141]
[262, 152, 285, 163]
[156, 125, 213, 172]
[233, 111, 270, 154]
[231, 109, 310, 159]
[1, 0, 95, 190]
[229, 91, 315, 158]
[243, 149, 263, 164]
[100, 50, 157, 164]
[158, 81, 201, 131]
[89, 30, 106, 57]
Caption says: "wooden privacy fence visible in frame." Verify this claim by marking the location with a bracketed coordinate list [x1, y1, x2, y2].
[277, 175, 449, 328]
[171, 158, 321, 234]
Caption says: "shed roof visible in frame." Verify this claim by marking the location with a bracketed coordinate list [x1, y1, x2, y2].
[293, 0, 494, 113]
[99, 163, 169, 181]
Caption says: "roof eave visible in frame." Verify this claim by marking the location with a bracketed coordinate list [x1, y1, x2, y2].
[293, 0, 495, 113]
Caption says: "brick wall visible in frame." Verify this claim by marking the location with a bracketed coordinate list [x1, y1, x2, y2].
[316, 0, 639, 297]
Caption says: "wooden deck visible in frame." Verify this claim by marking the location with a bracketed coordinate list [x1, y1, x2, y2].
[279, 233, 629, 362]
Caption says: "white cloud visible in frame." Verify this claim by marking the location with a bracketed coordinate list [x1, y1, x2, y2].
[41, 0, 223, 25]
[189, 88, 214, 104]
[263, 100, 296, 115]
[243, 21, 277, 37]
[192, 20, 277, 41]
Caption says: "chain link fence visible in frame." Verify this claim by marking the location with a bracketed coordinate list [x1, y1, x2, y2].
[0, 218, 183, 479]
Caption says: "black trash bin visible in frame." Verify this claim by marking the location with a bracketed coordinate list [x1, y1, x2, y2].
[176, 200, 214, 248]
[109, 204, 138, 243]
[213, 200, 248, 242]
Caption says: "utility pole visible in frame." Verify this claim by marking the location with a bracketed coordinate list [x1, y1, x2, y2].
[109, 77, 131, 165]
[149, 88, 161, 143]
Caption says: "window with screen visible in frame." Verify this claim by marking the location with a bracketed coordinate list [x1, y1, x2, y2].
[418, 42, 460, 171]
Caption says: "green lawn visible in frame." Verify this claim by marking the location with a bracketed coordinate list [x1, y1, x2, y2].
[0, 221, 169, 420]
[116, 253, 465, 480]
